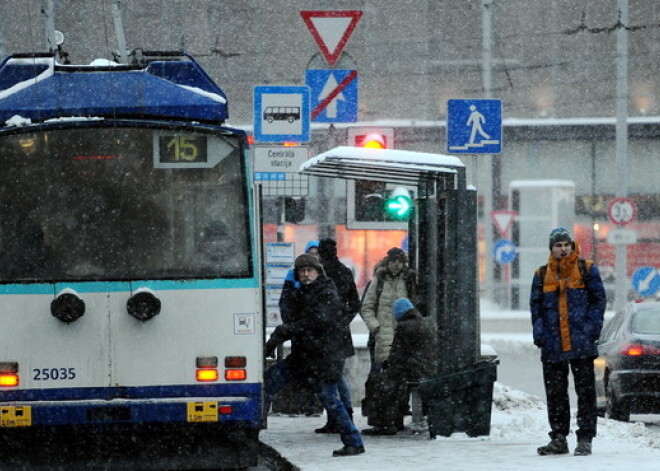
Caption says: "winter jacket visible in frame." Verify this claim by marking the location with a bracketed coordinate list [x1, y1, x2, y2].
[267, 275, 346, 384]
[361, 265, 417, 363]
[385, 308, 437, 380]
[320, 255, 361, 357]
[278, 269, 300, 323]
[529, 242, 606, 362]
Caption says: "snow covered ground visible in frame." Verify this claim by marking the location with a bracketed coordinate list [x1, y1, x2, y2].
[261, 303, 660, 470]
[261, 383, 660, 470]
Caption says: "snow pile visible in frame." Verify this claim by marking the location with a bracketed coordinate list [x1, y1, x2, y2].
[5, 114, 31, 127]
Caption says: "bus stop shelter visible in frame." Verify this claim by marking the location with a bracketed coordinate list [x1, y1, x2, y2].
[300, 146, 497, 437]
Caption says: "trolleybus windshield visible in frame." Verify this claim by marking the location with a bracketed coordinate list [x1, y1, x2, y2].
[0, 126, 251, 282]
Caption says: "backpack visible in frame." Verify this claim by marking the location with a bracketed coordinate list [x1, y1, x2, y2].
[361, 271, 415, 317]
[537, 258, 592, 287]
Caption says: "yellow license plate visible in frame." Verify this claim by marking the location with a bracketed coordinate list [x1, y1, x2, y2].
[0, 406, 32, 427]
[186, 401, 218, 423]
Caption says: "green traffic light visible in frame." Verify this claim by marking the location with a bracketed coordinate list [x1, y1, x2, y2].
[385, 194, 413, 220]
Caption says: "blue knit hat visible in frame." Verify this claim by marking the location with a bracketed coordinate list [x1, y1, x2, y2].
[304, 240, 319, 253]
[392, 298, 414, 321]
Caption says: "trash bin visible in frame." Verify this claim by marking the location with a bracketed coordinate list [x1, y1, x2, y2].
[419, 360, 498, 438]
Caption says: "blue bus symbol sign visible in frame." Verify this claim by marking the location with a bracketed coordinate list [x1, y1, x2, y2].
[632, 267, 660, 297]
[253, 86, 310, 143]
[447, 99, 502, 154]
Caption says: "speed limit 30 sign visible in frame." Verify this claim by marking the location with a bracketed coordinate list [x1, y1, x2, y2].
[608, 197, 637, 225]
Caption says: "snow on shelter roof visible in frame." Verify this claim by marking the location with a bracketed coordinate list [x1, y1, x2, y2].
[0, 53, 228, 125]
[300, 146, 465, 185]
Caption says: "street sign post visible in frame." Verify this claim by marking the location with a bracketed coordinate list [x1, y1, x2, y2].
[632, 267, 660, 297]
[608, 197, 637, 225]
[253, 86, 310, 143]
[306, 69, 358, 122]
[253, 145, 309, 181]
[447, 99, 502, 154]
[300, 10, 363, 66]
[491, 210, 517, 238]
[493, 239, 517, 265]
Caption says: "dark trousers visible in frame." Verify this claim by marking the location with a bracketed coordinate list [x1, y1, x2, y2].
[265, 358, 363, 448]
[542, 357, 597, 441]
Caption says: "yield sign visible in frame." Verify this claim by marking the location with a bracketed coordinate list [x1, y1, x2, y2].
[491, 210, 517, 238]
[300, 10, 363, 66]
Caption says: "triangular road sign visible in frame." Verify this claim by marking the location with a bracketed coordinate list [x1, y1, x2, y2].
[300, 10, 363, 66]
[491, 210, 517, 238]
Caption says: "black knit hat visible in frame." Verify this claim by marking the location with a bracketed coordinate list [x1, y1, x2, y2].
[549, 227, 572, 250]
[318, 238, 338, 261]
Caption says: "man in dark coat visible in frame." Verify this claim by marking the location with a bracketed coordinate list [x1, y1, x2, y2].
[362, 298, 437, 435]
[265, 254, 365, 457]
[530, 228, 606, 457]
[314, 237, 361, 433]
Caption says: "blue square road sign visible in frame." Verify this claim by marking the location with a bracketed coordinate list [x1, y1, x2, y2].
[447, 99, 502, 154]
[254, 86, 310, 143]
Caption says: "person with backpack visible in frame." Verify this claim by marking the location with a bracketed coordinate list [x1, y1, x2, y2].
[361, 247, 417, 371]
[530, 228, 606, 457]
[360, 248, 417, 421]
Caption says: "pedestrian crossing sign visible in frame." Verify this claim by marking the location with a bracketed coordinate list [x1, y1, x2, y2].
[447, 99, 502, 154]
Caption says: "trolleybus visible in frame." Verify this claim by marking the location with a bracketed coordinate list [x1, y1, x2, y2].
[0, 51, 263, 469]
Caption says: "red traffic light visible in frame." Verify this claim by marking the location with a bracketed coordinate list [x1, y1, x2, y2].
[348, 127, 394, 149]
[357, 133, 387, 149]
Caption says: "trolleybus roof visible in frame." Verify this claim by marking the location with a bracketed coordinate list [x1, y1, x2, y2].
[0, 52, 228, 125]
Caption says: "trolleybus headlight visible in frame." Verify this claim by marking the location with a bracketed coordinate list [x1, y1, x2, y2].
[126, 289, 161, 322]
[0, 362, 19, 387]
[51, 290, 86, 323]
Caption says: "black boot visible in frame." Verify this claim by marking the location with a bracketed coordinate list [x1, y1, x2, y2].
[315, 420, 340, 434]
[332, 445, 365, 457]
[537, 434, 569, 455]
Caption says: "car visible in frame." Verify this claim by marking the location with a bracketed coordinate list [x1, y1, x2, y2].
[595, 301, 660, 421]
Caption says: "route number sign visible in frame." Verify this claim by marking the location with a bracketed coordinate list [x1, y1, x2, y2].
[607, 197, 637, 226]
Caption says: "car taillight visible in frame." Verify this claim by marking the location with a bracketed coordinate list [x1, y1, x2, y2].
[620, 343, 660, 356]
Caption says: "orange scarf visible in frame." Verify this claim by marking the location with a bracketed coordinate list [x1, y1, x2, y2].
[542, 250, 583, 352]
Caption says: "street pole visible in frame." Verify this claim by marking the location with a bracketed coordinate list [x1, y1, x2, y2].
[614, 0, 629, 313]
[482, 0, 499, 304]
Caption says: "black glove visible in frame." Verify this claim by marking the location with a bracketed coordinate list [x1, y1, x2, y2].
[265, 338, 278, 358]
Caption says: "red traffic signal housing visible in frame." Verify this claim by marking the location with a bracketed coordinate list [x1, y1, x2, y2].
[347, 126, 394, 149]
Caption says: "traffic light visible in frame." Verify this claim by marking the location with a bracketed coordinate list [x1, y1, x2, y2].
[354, 180, 386, 221]
[350, 181, 414, 228]
[347, 126, 395, 150]
[283, 196, 305, 223]
[385, 187, 413, 220]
